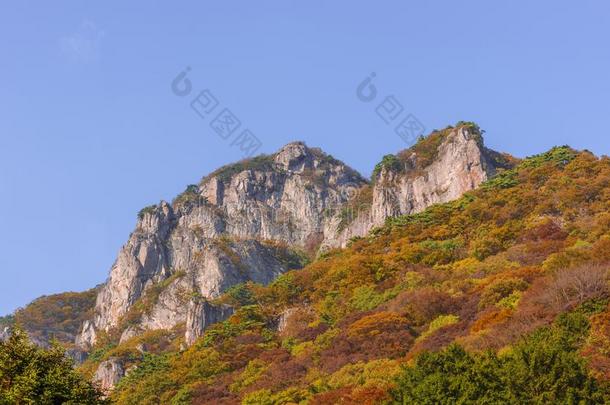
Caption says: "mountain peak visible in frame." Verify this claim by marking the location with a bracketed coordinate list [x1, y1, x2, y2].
[274, 141, 314, 171]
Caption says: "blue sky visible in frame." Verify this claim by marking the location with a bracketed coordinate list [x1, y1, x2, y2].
[1, 1, 609, 315]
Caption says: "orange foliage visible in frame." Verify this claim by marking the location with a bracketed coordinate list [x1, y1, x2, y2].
[470, 309, 512, 334]
[393, 288, 459, 326]
[347, 312, 408, 338]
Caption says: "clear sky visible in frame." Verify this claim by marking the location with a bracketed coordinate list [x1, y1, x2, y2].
[1, 1, 609, 315]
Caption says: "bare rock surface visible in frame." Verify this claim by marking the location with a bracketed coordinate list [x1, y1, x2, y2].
[185, 301, 235, 346]
[94, 358, 125, 393]
[78, 142, 366, 347]
[323, 126, 508, 247]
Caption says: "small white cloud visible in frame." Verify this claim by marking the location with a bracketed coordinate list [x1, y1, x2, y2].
[59, 20, 105, 63]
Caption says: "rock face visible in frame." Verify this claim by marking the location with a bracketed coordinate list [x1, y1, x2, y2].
[276, 308, 299, 334]
[66, 347, 89, 365]
[77, 127, 511, 350]
[75, 320, 96, 349]
[94, 358, 125, 393]
[323, 126, 509, 247]
[78, 142, 367, 348]
[0, 327, 9, 342]
[185, 301, 235, 346]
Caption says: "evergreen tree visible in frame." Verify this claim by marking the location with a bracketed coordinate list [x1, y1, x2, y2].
[0, 326, 108, 404]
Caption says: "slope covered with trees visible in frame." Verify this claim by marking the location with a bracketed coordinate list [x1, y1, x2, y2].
[4, 289, 98, 347]
[72, 144, 610, 404]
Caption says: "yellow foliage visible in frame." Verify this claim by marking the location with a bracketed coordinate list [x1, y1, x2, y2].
[348, 312, 407, 338]
[325, 359, 401, 390]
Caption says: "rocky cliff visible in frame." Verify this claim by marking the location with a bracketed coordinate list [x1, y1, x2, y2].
[323, 124, 513, 247]
[78, 142, 368, 348]
[76, 123, 513, 352]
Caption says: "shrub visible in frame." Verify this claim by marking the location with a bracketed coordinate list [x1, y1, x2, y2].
[229, 359, 268, 393]
[138, 205, 157, 220]
[205, 154, 276, 184]
[242, 387, 309, 405]
[372, 154, 401, 180]
[519, 146, 577, 169]
[173, 184, 203, 210]
[224, 283, 256, 306]
[347, 312, 408, 338]
[417, 314, 460, 342]
[349, 285, 385, 311]
[479, 277, 528, 309]
[582, 308, 610, 381]
[481, 169, 519, 190]
[325, 358, 401, 391]
[545, 264, 609, 311]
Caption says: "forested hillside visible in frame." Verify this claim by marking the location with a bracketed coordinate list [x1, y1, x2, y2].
[79, 146, 610, 404]
[2, 289, 97, 347]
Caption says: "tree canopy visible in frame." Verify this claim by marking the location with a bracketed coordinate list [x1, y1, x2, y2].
[0, 326, 107, 404]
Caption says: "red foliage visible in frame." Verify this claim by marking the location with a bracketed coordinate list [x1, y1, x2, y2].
[407, 322, 467, 360]
[220, 339, 266, 370]
[245, 348, 310, 393]
[278, 306, 327, 341]
[190, 375, 239, 405]
[318, 311, 414, 373]
[506, 240, 565, 266]
[382, 288, 458, 326]
[347, 312, 408, 338]
[520, 219, 567, 242]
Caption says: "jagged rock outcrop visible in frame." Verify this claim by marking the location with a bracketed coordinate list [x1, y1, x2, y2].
[324, 125, 511, 247]
[277, 308, 297, 334]
[75, 320, 96, 349]
[66, 347, 89, 365]
[94, 358, 125, 393]
[90, 201, 175, 337]
[0, 326, 9, 342]
[185, 301, 234, 346]
[78, 142, 367, 348]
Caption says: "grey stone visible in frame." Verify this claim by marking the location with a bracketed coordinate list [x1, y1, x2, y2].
[185, 301, 234, 346]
